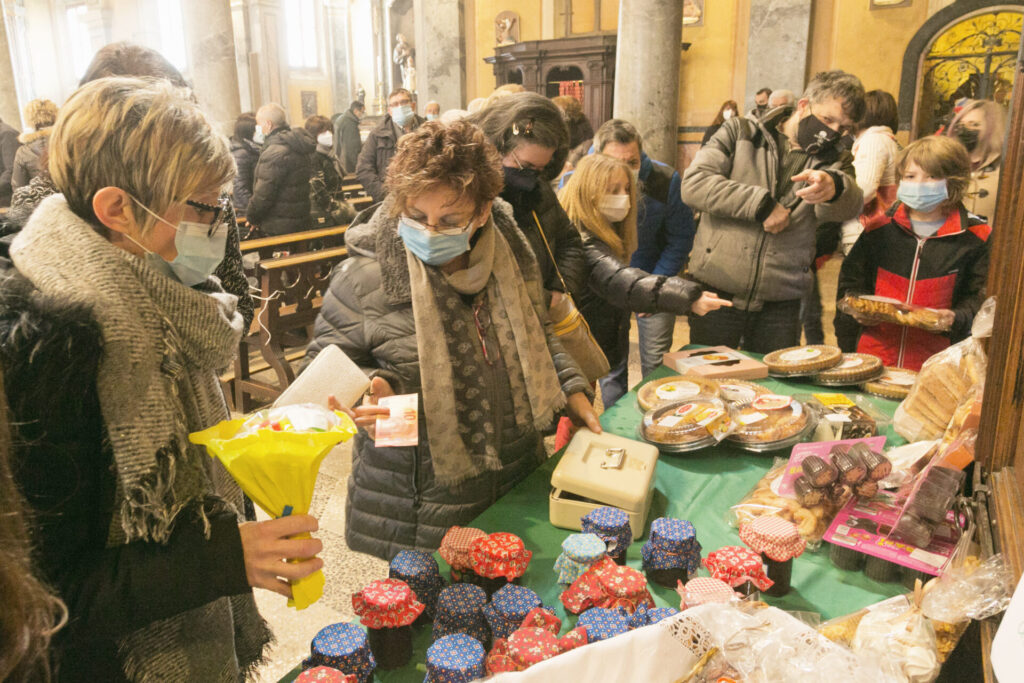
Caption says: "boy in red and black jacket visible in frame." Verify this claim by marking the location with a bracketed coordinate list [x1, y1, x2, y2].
[836, 136, 990, 371]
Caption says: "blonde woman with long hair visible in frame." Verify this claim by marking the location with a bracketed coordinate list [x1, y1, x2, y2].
[557, 153, 730, 418]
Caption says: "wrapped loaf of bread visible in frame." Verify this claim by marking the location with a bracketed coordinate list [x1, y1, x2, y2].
[893, 338, 985, 442]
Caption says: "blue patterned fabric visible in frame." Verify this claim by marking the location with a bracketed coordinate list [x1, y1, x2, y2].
[577, 607, 630, 642]
[553, 533, 607, 584]
[424, 633, 486, 683]
[641, 517, 702, 573]
[580, 507, 632, 557]
[432, 584, 490, 645]
[390, 549, 446, 615]
[482, 584, 543, 640]
[628, 604, 680, 629]
[302, 622, 376, 682]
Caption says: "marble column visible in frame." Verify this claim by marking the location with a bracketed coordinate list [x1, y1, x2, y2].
[744, 0, 811, 110]
[613, 0, 682, 166]
[181, 0, 243, 135]
[0, 6, 22, 129]
[412, 0, 466, 110]
[326, 0, 353, 113]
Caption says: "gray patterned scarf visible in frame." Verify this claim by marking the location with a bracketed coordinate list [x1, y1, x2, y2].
[407, 215, 565, 486]
[11, 194, 271, 681]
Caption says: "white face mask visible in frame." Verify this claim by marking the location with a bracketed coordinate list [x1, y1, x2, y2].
[598, 193, 630, 223]
[317, 131, 333, 147]
[722, 110, 734, 120]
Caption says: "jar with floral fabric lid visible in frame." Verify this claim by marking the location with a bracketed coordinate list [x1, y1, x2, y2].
[439, 526, 487, 582]
[351, 578, 424, 669]
[580, 506, 632, 565]
[466, 532, 532, 597]
[702, 546, 774, 598]
[424, 633, 485, 683]
[301, 622, 376, 682]
[431, 583, 491, 648]
[641, 517, 702, 588]
[596, 564, 655, 614]
[389, 549, 446, 624]
[481, 584, 544, 641]
[553, 533, 609, 585]
[739, 515, 806, 596]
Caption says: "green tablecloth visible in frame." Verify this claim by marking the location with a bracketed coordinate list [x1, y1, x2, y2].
[286, 360, 908, 682]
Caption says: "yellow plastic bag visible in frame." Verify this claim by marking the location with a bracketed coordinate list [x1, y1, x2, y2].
[190, 404, 357, 609]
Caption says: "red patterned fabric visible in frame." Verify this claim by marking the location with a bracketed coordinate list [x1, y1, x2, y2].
[678, 577, 741, 608]
[351, 578, 425, 629]
[557, 627, 588, 652]
[296, 667, 359, 683]
[739, 516, 807, 562]
[703, 546, 773, 592]
[560, 557, 654, 615]
[439, 526, 486, 571]
[520, 607, 561, 635]
[468, 532, 532, 580]
[508, 628, 561, 666]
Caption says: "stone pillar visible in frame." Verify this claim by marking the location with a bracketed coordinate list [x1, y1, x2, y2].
[0, 6, 22, 129]
[613, 0, 682, 165]
[181, 0, 243, 135]
[325, 0, 353, 113]
[744, 0, 812, 110]
[412, 0, 466, 111]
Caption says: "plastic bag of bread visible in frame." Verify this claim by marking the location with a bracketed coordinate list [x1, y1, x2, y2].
[893, 298, 991, 443]
[850, 584, 941, 683]
[728, 460, 834, 547]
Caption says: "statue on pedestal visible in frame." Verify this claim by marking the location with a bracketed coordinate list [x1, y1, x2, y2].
[393, 33, 416, 93]
[495, 11, 519, 45]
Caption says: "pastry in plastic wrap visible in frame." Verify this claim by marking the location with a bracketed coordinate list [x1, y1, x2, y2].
[763, 344, 842, 375]
[851, 596, 940, 682]
[729, 462, 834, 545]
[862, 367, 918, 400]
[814, 353, 884, 385]
[637, 375, 719, 411]
[639, 397, 734, 451]
[716, 379, 770, 404]
[839, 294, 951, 332]
[728, 395, 812, 449]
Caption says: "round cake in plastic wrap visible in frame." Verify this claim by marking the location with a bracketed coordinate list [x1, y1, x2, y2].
[861, 367, 918, 400]
[727, 394, 816, 451]
[639, 396, 731, 453]
[763, 344, 842, 376]
[637, 375, 720, 411]
[813, 353, 884, 385]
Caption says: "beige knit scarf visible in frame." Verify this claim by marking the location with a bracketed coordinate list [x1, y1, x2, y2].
[11, 194, 271, 680]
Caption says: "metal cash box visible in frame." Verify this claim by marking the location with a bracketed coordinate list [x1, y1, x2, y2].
[549, 429, 659, 539]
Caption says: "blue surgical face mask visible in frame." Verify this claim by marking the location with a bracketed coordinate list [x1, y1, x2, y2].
[897, 179, 948, 213]
[129, 197, 228, 286]
[426, 113, 439, 121]
[391, 104, 413, 128]
[398, 215, 472, 266]
[252, 128, 265, 145]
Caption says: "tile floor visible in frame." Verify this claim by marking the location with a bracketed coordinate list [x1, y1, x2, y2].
[250, 258, 843, 681]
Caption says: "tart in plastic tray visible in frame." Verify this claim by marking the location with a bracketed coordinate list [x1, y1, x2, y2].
[638, 396, 731, 453]
[839, 294, 950, 332]
[716, 379, 771, 405]
[763, 345, 842, 376]
[726, 395, 818, 452]
[861, 367, 918, 400]
[636, 375, 720, 412]
[812, 353, 884, 386]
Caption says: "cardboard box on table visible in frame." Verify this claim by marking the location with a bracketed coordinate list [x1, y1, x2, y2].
[549, 429, 659, 539]
[662, 346, 769, 379]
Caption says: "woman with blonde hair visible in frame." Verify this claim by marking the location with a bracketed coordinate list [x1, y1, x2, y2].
[558, 153, 730, 411]
[12, 98, 57, 190]
[0, 77, 320, 680]
[944, 99, 1007, 222]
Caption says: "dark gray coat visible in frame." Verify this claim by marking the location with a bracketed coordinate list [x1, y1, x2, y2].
[246, 126, 316, 235]
[229, 136, 260, 217]
[333, 109, 362, 174]
[355, 114, 424, 203]
[305, 197, 589, 559]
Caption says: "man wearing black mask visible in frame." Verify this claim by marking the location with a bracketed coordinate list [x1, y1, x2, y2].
[680, 70, 866, 352]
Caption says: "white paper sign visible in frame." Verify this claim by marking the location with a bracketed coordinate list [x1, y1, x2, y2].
[991, 570, 1024, 681]
[273, 343, 371, 410]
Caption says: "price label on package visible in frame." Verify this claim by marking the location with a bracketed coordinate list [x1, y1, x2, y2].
[375, 394, 419, 447]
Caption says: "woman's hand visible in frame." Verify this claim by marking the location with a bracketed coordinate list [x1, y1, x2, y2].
[239, 514, 323, 598]
[691, 292, 733, 316]
[566, 392, 602, 434]
[351, 376, 395, 439]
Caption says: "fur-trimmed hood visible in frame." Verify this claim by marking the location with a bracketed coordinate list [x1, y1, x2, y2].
[18, 127, 50, 145]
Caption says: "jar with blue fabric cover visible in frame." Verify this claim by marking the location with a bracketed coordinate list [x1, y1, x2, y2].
[580, 506, 632, 565]
[627, 604, 680, 629]
[389, 549, 447, 625]
[576, 606, 630, 642]
[553, 533, 609, 585]
[431, 583, 491, 648]
[641, 517, 702, 588]
[424, 633, 485, 683]
[481, 584, 544, 640]
[302, 622, 376, 682]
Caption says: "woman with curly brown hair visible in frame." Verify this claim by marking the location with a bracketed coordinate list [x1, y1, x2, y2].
[306, 120, 599, 560]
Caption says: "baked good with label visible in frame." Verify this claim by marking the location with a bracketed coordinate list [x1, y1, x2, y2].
[814, 353, 883, 384]
[716, 379, 770, 404]
[640, 396, 729, 447]
[862, 368, 918, 400]
[730, 395, 810, 444]
[637, 375, 720, 411]
[763, 344, 842, 375]
[840, 294, 950, 332]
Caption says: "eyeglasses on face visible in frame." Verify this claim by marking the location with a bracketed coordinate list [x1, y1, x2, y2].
[185, 194, 232, 237]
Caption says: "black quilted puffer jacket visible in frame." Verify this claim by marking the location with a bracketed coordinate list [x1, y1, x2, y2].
[246, 126, 316, 235]
[305, 196, 589, 560]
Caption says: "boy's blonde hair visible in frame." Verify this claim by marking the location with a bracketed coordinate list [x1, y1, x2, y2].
[896, 136, 971, 212]
[558, 153, 638, 261]
[49, 77, 234, 236]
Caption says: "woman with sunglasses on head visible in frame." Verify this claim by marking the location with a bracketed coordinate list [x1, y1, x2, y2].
[0, 78, 321, 681]
[306, 120, 599, 561]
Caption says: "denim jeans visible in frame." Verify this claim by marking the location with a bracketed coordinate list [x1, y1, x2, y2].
[597, 311, 676, 409]
[687, 297, 803, 354]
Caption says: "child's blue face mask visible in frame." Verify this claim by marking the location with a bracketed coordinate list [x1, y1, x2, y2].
[897, 179, 948, 213]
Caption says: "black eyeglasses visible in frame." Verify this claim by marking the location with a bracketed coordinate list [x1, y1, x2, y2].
[185, 194, 232, 236]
